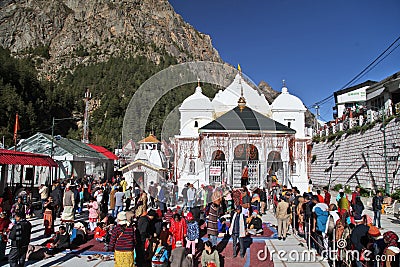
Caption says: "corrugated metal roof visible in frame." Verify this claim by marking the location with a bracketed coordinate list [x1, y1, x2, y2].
[45, 134, 108, 161]
[0, 149, 58, 167]
[14, 133, 109, 162]
[88, 144, 118, 160]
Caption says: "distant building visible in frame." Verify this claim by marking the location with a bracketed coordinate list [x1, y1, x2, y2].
[331, 71, 400, 124]
[366, 71, 400, 119]
[333, 80, 376, 119]
[119, 134, 169, 190]
[6, 132, 116, 186]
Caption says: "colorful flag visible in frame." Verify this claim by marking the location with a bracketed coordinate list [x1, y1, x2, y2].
[13, 113, 20, 144]
[237, 64, 241, 72]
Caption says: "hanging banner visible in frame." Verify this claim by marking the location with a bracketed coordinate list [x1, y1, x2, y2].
[209, 166, 221, 176]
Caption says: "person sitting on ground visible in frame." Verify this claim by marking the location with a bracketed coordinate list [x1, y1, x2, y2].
[151, 238, 169, 267]
[45, 225, 70, 257]
[201, 240, 220, 267]
[247, 210, 263, 235]
[70, 222, 87, 246]
[94, 222, 107, 242]
[25, 245, 48, 261]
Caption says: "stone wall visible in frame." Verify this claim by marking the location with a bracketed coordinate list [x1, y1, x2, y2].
[310, 118, 400, 193]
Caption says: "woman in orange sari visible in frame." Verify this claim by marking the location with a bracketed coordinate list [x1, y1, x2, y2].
[43, 196, 56, 237]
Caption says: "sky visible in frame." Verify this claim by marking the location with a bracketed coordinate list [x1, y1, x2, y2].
[168, 0, 400, 121]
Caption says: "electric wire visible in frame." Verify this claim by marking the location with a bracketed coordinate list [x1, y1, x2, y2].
[308, 35, 400, 110]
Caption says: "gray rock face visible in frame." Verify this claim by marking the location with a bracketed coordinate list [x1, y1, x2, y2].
[0, 0, 221, 78]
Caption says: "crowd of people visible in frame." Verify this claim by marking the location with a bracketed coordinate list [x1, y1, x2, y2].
[0, 176, 270, 267]
[0, 176, 399, 267]
[272, 184, 400, 267]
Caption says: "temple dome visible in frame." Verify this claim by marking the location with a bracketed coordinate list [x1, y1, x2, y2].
[211, 74, 271, 117]
[180, 86, 213, 111]
[271, 85, 307, 111]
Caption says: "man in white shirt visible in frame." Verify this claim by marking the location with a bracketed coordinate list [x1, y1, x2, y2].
[39, 184, 49, 214]
[187, 184, 196, 211]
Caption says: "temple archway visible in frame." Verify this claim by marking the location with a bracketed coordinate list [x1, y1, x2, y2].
[267, 151, 284, 185]
[233, 144, 260, 187]
[210, 150, 227, 185]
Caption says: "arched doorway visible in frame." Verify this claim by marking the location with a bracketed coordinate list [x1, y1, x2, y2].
[210, 150, 227, 185]
[267, 151, 284, 185]
[233, 144, 260, 187]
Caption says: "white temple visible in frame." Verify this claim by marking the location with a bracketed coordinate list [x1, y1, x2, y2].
[120, 134, 169, 190]
[174, 74, 311, 193]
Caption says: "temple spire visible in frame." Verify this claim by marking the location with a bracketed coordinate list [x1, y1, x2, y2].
[282, 79, 288, 94]
[237, 64, 246, 111]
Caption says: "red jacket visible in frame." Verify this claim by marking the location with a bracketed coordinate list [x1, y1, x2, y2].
[170, 218, 187, 245]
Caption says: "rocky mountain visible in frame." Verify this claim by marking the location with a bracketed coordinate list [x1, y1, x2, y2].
[0, 0, 315, 147]
[0, 0, 221, 79]
[258, 80, 281, 104]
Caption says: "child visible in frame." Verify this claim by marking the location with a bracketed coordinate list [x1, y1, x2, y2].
[94, 222, 107, 242]
[185, 212, 199, 256]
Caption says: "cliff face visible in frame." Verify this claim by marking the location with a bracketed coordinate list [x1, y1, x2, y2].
[0, 0, 221, 78]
